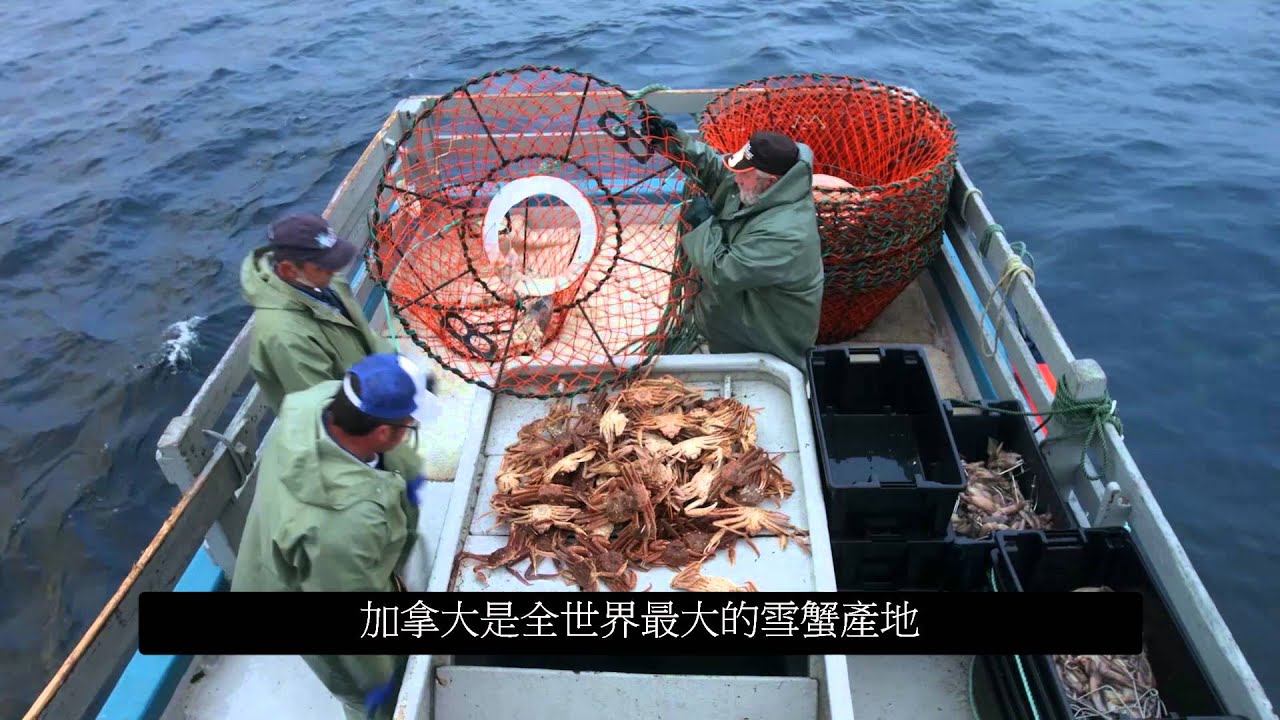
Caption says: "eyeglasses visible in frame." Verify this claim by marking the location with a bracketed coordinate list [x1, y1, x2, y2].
[386, 420, 420, 449]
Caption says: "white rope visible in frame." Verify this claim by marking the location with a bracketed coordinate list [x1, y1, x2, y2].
[979, 253, 1035, 358]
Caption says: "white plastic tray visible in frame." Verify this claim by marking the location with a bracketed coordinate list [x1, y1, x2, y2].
[428, 353, 837, 594]
[399, 354, 851, 720]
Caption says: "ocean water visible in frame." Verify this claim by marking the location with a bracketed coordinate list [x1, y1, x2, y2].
[1, 0, 1277, 712]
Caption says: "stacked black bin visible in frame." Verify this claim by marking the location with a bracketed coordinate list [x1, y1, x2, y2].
[990, 527, 1246, 720]
[808, 346, 1085, 589]
[943, 399, 1084, 719]
[807, 345, 1006, 718]
[808, 345, 967, 542]
[945, 399, 1081, 544]
[807, 346, 1244, 719]
[807, 345, 983, 593]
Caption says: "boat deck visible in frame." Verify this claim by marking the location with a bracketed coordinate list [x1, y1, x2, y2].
[153, 272, 988, 720]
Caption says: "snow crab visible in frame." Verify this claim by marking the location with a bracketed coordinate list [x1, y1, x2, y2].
[671, 561, 758, 592]
[450, 370, 810, 593]
[687, 505, 812, 553]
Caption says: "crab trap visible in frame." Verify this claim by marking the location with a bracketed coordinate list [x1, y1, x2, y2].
[368, 66, 708, 399]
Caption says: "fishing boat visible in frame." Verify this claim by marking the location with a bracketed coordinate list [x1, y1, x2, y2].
[22, 77, 1276, 720]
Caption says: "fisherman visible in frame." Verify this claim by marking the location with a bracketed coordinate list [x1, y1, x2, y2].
[642, 110, 824, 371]
[241, 212, 394, 414]
[230, 352, 441, 720]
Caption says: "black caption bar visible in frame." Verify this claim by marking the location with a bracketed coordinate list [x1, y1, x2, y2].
[140, 591, 1141, 656]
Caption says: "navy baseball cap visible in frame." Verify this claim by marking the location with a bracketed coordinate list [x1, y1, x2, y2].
[267, 213, 357, 271]
[724, 131, 800, 177]
[343, 354, 441, 427]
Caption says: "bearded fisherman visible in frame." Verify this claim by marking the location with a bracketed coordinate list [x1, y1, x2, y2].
[231, 353, 441, 720]
[643, 110, 824, 371]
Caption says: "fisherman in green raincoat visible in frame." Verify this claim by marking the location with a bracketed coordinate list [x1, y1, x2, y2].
[240, 212, 394, 414]
[240, 212, 423, 478]
[643, 111, 824, 371]
[231, 352, 441, 720]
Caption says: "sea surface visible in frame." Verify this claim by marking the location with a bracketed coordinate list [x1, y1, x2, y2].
[1, 0, 1277, 713]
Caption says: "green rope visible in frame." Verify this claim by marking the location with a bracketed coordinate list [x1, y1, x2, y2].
[948, 372, 1124, 483]
[979, 223, 1004, 255]
[1047, 374, 1124, 482]
[625, 83, 672, 111]
[968, 655, 982, 720]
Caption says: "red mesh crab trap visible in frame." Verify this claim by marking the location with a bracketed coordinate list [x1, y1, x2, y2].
[697, 74, 958, 342]
[368, 66, 706, 398]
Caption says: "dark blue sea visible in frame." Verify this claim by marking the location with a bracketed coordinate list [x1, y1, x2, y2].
[1, 0, 1277, 712]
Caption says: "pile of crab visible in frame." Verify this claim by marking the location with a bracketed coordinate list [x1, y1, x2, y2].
[952, 438, 1055, 538]
[1054, 588, 1168, 718]
[452, 373, 811, 592]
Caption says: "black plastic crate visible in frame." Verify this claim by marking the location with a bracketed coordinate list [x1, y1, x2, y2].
[832, 532, 994, 592]
[945, 400, 1079, 543]
[977, 653, 1036, 720]
[991, 527, 1238, 720]
[807, 345, 967, 540]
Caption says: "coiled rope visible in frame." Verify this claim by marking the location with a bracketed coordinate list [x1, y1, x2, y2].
[949, 372, 1124, 483]
[974, 223, 1036, 359]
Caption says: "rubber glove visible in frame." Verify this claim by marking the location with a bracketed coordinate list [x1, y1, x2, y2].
[364, 678, 397, 718]
[406, 474, 426, 506]
[641, 108, 679, 145]
[683, 196, 714, 229]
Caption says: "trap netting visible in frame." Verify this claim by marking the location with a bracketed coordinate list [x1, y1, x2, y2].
[698, 74, 958, 342]
[369, 66, 706, 398]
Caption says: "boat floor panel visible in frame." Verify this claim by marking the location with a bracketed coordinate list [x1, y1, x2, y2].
[842, 275, 971, 403]
[159, 654, 344, 720]
[433, 665, 820, 720]
[847, 655, 974, 720]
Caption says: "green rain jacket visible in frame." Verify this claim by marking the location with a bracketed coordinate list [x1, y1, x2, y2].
[230, 380, 420, 719]
[663, 129, 824, 371]
[241, 246, 394, 414]
[240, 247, 423, 480]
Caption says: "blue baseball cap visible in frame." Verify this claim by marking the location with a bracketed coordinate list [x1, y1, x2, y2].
[342, 354, 441, 427]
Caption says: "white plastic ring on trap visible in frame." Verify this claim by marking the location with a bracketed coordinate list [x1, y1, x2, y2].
[481, 175, 598, 298]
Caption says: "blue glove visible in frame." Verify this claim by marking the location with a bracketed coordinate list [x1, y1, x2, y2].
[683, 196, 714, 229]
[364, 677, 397, 717]
[406, 474, 426, 506]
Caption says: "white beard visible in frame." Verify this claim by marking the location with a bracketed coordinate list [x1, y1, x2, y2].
[740, 188, 761, 205]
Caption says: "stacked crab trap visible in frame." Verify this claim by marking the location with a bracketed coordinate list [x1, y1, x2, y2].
[698, 74, 958, 343]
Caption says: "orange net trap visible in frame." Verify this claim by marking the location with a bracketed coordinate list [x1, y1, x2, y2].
[369, 67, 706, 398]
[698, 74, 958, 343]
